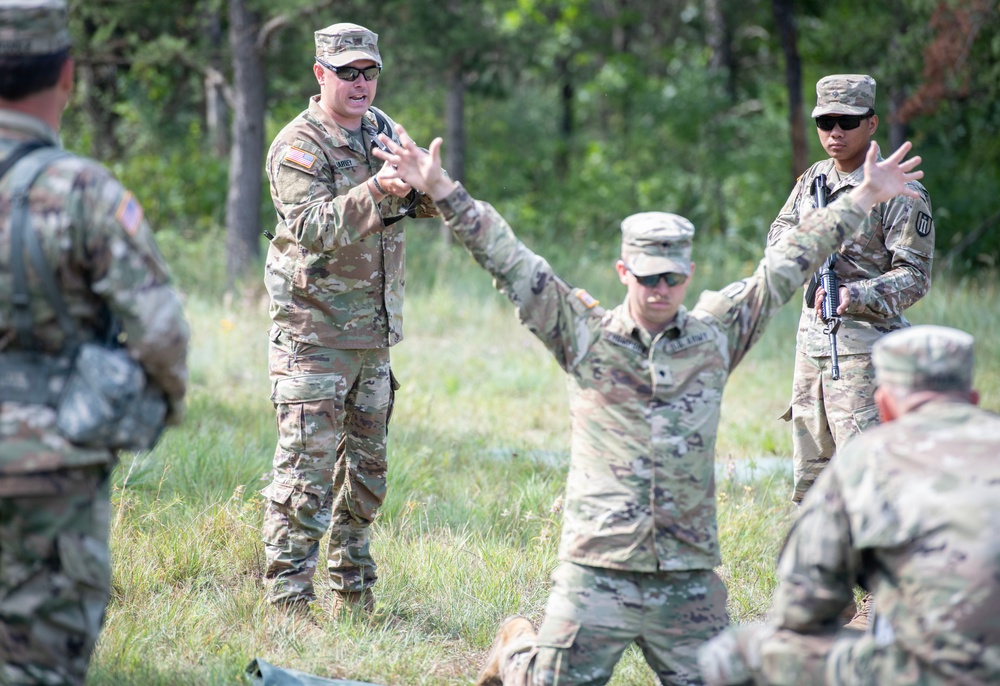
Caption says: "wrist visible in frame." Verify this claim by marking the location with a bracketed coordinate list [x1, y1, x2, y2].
[428, 178, 459, 202]
[370, 175, 387, 198]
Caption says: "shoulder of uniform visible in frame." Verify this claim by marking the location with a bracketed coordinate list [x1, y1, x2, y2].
[567, 285, 604, 316]
[272, 136, 323, 174]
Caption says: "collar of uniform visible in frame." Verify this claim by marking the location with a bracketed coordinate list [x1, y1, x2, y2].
[0, 110, 60, 148]
[307, 96, 362, 151]
[613, 297, 687, 348]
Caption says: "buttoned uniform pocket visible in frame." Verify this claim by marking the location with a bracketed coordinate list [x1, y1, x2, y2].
[271, 373, 342, 454]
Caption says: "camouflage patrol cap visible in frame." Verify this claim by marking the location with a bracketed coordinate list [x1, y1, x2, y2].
[873, 325, 975, 393]
[811, 74, 876, 117]
[315, 22, 381, 68]
[620, 212, 694, 277]
[0, 0, 71, 57]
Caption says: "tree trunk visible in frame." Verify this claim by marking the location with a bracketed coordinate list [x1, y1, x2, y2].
[704, 0, 737, 103]
[555, 54, 574, 181]
[225, 0, 267, 287]
[443, 56, 465, 243]
[204, 8, 229, 157]
[772, 0, 807, 185]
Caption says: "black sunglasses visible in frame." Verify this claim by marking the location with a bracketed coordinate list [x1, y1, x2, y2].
[625, 265, 687, 288]
[815, 112, 872, 132]
[316, 58, 381, 82]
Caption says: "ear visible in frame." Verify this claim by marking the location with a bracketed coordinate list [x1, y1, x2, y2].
[313, 62, 325, 85]
[615, 260, 629, 285]
[874, 386, 896, 423]
[970, 389, 980, 406]
[868, 114, 879, 136]
[58, 57, 74, 93]
[687, 261, 696, 283]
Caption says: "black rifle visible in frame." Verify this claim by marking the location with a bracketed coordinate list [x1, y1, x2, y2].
[808, 174, 841, 381]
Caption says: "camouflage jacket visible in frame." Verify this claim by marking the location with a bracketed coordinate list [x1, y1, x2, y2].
[770, 400, 1000, 683]
[264, 98, 438, 348]
[438, 183, 867, 571]
[768, 157, 934, 357]
[0, 111, 190, 474]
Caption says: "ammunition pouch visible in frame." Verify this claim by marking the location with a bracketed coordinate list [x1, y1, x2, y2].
[0, 346, 166, 452]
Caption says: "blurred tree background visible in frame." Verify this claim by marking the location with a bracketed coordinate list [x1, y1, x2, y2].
[63, 0, 1000, 289]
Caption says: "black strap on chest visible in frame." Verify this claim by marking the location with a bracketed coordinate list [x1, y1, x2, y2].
[2, 142, 77, 351]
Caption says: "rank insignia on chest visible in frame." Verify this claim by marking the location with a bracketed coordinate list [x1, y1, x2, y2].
[284, 146, 317, 170]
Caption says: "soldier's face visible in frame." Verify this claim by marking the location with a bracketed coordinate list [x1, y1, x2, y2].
[817, 113, 878, 172]
[617, 261, 694, 334]
[314, 59, 379, 128]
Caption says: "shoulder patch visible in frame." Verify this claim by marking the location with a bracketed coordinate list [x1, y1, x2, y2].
[115, 191, 144, 236]
[915, 211, 932, 237]
[575, 289, 599, 309]
[283, 146, 317, 171]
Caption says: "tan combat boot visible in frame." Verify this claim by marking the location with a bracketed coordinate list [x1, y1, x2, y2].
[475, 616, 536, 686]
[844, 592, 873, 631]
[332, 588, 375, 618]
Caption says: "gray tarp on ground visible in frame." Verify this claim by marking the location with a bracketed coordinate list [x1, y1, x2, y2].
[246, 659, 385, 686]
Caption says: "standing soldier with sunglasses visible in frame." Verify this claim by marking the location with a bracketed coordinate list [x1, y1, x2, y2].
[373, 123, 925, 686]
[261, 22, 439, 620]
[767, 74, 934, 629]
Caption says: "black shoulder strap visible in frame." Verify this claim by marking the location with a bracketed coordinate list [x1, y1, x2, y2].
[4, 144, 77, 350]
[0, 140, 50, 181]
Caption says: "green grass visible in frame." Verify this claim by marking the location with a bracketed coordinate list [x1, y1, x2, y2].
[89, 231, 1000, 685]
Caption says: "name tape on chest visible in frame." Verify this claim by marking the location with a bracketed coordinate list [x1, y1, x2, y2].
[604, 332, 646, 355]
[659, 332, 712, 355]
[283, 146, 317, 171]
[335, 159, 356, 170]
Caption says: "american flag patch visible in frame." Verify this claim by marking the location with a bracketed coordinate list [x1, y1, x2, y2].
[284, 146, 317, 170]
[115, 192, 144, 235]
[576, 289, 599, 309]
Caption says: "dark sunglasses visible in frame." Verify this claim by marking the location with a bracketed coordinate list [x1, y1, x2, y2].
[815, 113, 870, 132]
[626, 265, 687, 287]
[316, 58, 381, 82]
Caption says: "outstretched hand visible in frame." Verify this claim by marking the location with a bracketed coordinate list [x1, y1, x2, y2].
[852, 141, 924, 213]
[371, 124, 457, 201]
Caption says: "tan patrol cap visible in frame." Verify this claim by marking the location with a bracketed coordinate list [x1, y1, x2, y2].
[0, 0, 71, 57]
[873, 325, 975, 393]
[812, 74, 876, 117]
[315, 22, 381, 68]
[620, 212, 694, 277]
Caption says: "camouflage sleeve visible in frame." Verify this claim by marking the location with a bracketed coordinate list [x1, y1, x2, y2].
[768, 465, 860, 632]
[766, 177, 807, 246]
[267, 137, 382, 254]
[78, 167, 190, 423]
[435, 183, 601, 370]
[843, 188, 934, 319]
[694, 194, 867, 371]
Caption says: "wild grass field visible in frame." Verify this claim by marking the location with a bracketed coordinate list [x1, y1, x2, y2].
[88, 229, 1000, 685]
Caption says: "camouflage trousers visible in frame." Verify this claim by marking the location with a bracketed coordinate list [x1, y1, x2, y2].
[499, 562, 729, 686]
[0, 465, 111, 686]
[262, 327, 395, 603]
[699, 624, 942, 686]
[786, 351, 879, 503]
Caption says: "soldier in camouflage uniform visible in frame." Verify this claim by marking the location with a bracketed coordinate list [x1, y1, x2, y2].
[768, 74, 935, 506]
[261, 22, 439, 616]
[372, 126, 925, 685]
[698, 325, 1000, 686]
[0, 2, 190, 683]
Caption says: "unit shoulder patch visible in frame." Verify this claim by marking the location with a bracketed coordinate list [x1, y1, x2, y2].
[115, 191, 144, 236]
[575, 289, 599, 309]
[283, 146, 317, 171]
[915, 211, 933, 237]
